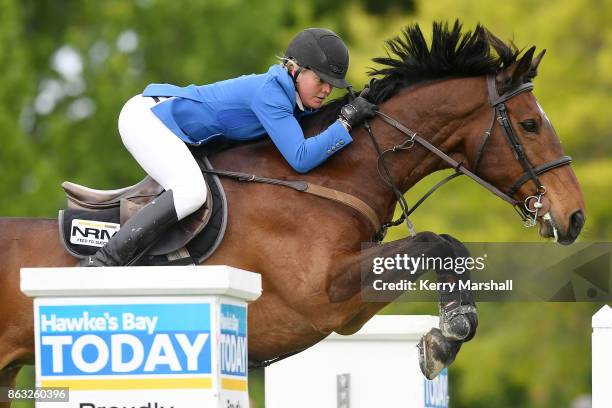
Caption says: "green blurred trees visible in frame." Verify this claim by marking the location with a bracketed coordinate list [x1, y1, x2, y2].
[0, 0, 38, 215]
[2, 0, 310, 214]
[2, 1, 610, 407]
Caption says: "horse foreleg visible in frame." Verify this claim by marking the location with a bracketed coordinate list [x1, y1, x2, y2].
[434, 234, 478, 342]
[328, 231, 451, 335]
[328, 231, 449, 304]
[329, 231, 477, 380]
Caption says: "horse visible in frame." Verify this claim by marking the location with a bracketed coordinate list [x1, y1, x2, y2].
[0, 21, 585, 402]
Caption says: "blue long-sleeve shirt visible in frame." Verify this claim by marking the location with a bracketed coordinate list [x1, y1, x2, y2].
[142, 64, 352, 173]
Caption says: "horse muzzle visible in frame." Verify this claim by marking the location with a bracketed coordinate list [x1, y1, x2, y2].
[538, 208, 585, 245]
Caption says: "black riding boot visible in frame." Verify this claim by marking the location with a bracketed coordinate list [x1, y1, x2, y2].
[80, 190, 179, 267]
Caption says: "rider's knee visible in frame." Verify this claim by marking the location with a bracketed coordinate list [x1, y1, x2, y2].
[192, 186, 208, 210]
[173, 184, 207, 218]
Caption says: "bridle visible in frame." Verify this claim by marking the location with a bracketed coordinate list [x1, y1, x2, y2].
[365, 75, 572, 241]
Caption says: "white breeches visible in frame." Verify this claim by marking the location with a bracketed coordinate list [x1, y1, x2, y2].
[118, 94, 207, 220]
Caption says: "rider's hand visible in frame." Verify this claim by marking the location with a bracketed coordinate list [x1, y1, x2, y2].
[339, 96, 377, 129]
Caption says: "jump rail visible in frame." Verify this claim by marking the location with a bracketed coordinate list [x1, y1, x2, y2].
[265, 315, 449, 408]
[593, 304, 612, 408]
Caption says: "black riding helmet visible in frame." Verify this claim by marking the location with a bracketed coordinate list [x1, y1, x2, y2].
[285, 28, 350, 89]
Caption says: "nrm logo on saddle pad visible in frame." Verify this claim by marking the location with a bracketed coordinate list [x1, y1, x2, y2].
[70, 219, 120, 248]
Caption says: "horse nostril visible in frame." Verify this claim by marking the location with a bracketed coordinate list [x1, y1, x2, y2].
[569, 210, 585, 238]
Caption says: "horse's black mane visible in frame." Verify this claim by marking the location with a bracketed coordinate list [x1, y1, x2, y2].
[309, 20, 522, 129]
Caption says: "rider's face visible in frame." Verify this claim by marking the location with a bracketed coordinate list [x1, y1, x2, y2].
[293, 68, 333, 109]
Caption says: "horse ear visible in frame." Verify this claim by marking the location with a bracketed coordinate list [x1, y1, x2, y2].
[525, 49, 546, 82]
[511, 46, 536, 83]
[495, 46, 535, 92]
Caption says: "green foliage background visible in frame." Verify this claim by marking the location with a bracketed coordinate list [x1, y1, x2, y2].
[1, 0, 609, 407]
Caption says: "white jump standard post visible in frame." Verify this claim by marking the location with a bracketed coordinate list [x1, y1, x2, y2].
[593, 304, 612, 408]
[20, 265, 262, 408]
[265, 315, 449, 408]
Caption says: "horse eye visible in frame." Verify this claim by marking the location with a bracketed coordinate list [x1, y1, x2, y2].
[520, 119, 538, 133]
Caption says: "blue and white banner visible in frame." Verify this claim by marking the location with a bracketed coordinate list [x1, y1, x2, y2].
[219, 304, 247, 377]
[38, 303, 212, 377]
[424, 368, 448, 408]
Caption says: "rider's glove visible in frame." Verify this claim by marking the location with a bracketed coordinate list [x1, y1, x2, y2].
[339, 96, 377, 130]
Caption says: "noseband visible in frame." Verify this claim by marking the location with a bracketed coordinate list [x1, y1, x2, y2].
[367, 75, 572, 240]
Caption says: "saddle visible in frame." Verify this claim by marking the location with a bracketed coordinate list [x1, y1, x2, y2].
[58, 157, 228, 265]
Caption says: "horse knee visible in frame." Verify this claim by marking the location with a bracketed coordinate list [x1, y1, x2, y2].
[438, 233, 470, 257]
[414, 231, 441, 242]
[412, 231, 458, 258]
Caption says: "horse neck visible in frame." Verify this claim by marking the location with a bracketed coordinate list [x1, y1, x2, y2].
[316, 77, 490, 225]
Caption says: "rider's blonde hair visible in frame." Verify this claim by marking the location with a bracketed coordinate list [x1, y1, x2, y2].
[277, 56, 301, 71]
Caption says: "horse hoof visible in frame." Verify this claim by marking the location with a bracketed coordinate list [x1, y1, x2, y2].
[417, 328, 461, 380]
[439, 305, 478, 342]
[440, 314, 472, 341]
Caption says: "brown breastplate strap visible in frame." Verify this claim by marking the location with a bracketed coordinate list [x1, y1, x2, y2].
[200, 168, 381, 234]
[303, 183, 381, 232]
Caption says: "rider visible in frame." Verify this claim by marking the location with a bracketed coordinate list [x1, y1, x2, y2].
[81, 27, 377, 267]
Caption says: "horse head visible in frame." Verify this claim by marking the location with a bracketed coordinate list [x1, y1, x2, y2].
[467, 32, 586, 244]
[330, 21, 586, 244]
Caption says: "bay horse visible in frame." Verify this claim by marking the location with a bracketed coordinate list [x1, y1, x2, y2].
[0, 22, 585, 402]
